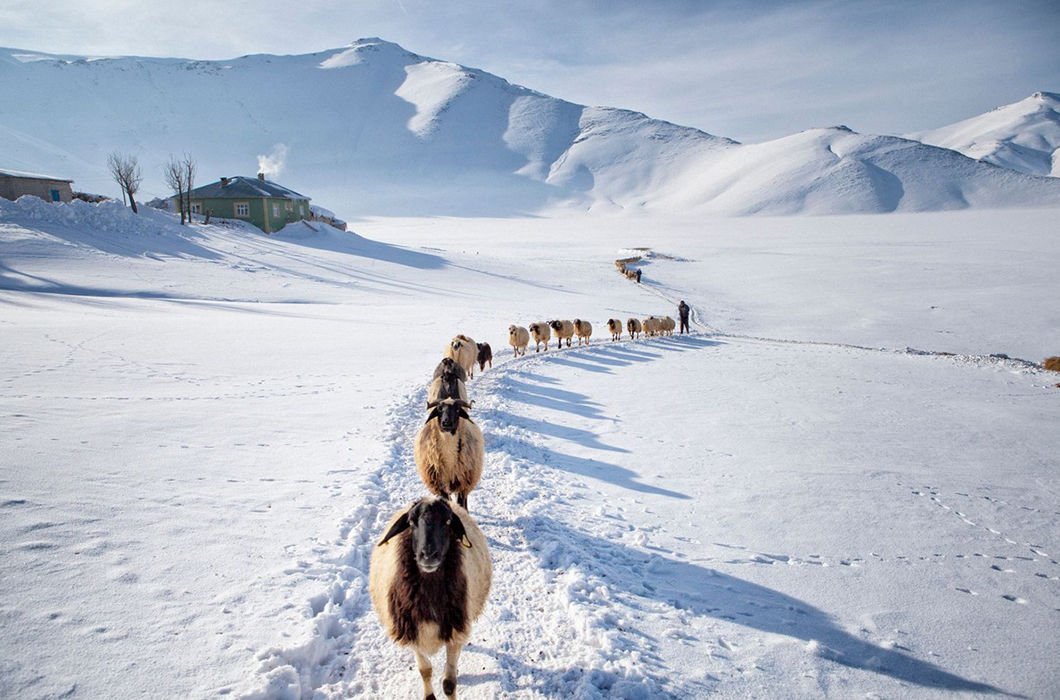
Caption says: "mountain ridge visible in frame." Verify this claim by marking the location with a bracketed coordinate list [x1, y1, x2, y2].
[2, 38, 1058, 218]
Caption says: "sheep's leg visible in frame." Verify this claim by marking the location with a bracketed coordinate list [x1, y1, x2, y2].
[413, 647, 435, 700]
[442, 640, 463, 698]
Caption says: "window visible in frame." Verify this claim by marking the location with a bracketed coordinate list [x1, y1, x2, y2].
[284, 200, 292, 211]
[50, 189, 60, 202]
[235, 202, 249, 217]
[272, 203, 280, 217]
[191, 203, 202, 214]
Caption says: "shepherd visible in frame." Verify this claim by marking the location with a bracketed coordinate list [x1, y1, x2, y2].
[678, 300, 690, 333]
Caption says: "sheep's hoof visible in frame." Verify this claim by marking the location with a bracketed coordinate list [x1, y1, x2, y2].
[443, 678, 456, 696]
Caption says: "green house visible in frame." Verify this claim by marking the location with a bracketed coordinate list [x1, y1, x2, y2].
[184, 173, 310, 234]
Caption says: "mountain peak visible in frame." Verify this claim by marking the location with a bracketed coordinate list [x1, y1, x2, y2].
[907, 91, 1060, 177]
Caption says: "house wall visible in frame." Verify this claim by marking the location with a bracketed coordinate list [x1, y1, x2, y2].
[189, 196, 309, 234]
[0, 175, 73, 203]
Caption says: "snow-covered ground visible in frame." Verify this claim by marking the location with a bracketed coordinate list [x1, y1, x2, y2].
[1, 198, 1058, 698]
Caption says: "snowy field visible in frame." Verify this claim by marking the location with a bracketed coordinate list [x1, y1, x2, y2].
[1, 199, 1058, 699]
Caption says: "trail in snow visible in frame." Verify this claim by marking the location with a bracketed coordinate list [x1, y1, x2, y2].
[240, 336, 698, 699]
[235, 325, 1046, 698]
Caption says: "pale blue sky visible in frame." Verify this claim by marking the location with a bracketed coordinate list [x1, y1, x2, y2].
[1, 0, 1056, 142]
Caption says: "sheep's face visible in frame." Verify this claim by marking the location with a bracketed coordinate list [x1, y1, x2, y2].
[379, 498, 470, 575]
[408, 499, 467, 574]
[427, 398, 471, 435]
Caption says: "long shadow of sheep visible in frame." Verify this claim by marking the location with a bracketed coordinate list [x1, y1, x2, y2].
[477, 514, 1011, 697]
[501, 375, 610, 421]
[485, 430, 690, 501]
[487, 408, 630, 454]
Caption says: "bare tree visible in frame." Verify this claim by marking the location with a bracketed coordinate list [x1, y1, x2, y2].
[107, 152, 142, 214]
[162, 156, 187, 224]
[182, 154, 196, 222]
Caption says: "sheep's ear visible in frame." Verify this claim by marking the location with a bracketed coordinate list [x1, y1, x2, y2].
[450, 513, 472, 548]
[379, 512, 410, 546]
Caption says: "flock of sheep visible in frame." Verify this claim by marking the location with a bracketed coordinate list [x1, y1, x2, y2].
[369, 315, 679, 699]
[511, 315, 676, 355]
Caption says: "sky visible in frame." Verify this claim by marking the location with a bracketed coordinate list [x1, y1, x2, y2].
[1, 0, 1057, 143]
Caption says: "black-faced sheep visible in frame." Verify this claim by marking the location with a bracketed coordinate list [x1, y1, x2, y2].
[573, 319, 592, 346]
[428, 358, 469, 405]
[549, 319, 575, 348]
[606, 318, 623, 341]
[508, 325, 530, 357]
[415, 397, 484, 511]
[445, 334, 478, 379]
[370, 498, 491, 700]
[627, 317, 642, 340]
[529, 322, 551, 352]
[476, 343, 492, 374]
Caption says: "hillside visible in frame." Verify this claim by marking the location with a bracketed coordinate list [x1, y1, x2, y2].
[2, 199, 1058, 698]
[3, 39, 1060, 217]
[907, 92, 1060, 177]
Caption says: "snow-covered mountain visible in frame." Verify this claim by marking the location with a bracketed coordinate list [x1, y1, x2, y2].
[906, 92, 1060, 177]
[3, 38, 1059, 217]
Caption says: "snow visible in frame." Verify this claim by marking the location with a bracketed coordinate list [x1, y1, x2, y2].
[907, 91, 1060, 177]
[2, 40, 1059, 218]
[2, 197, 1058, 698]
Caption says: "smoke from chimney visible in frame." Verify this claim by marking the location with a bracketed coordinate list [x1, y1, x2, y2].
[256, 143, 288, 180]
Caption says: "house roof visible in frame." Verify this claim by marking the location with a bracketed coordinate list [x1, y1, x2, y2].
[188, 176, 308, 200]
[0, 167, 73, 182]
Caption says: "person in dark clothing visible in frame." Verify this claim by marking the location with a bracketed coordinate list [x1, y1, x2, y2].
[635, 268, 641, 283]
[678, 300, 690, 333]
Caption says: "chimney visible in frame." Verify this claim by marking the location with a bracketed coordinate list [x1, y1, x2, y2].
[257, 172, 266, 181]
[220, 176, 230, 187]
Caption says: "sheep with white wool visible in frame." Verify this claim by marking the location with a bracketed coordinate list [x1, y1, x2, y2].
[528, 322, 551, 352]
[415, 397, 484, 511]
[370, 497, 491, 700]
[445, 334, 478, 379]
[627, 317, 642, 340]
[660, 316, 676, 336]
[549, 319, 575, 348]
[573, 319, 593, 345]
[508, 324, 530, 357]
[642, 316, 660, 337]
[606, 318, 623, 341]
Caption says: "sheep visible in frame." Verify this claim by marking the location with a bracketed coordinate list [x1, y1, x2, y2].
[476, 342, 492, 373]
[445, 334, 478, 379]
[415, 397, 484, 511]
[642, 316, 660, 337]
[370, 497, 491, 700]
[428, 358, 469, 405]
[1045, 356, 1060, 372]
[606, 318, 623, 341]
[549, 319, 575, 348]
[508, 324, 530, 357]
[660, 316, 676, 336]
[627, 317, 642, 340]
[573, 319, 592, 346]
[528, 322, 551, 352]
